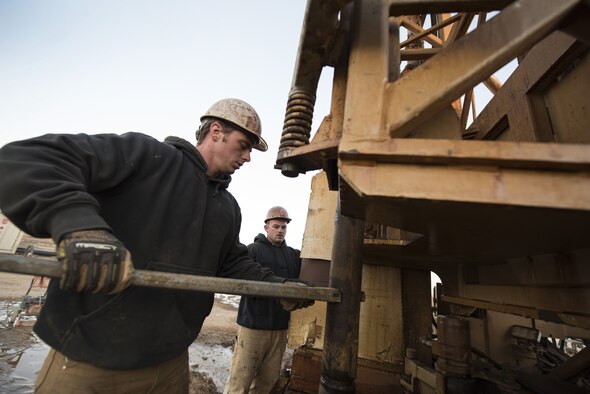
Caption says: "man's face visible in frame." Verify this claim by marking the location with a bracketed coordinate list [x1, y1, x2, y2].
[212, 122, 254, 175]
[265, 219, 288, 246]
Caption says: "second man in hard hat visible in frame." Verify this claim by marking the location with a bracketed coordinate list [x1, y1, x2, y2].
[225, 206, 309, 394]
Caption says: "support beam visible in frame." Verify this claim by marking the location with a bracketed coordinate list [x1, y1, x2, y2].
[385, 0, 581, 138]
[390, 0, 514, 15]
[399, 14, 461, 48]
[468, 31, 583, 141]
[320, 191, 365, 393]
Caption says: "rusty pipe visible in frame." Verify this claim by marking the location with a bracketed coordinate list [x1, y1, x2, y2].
[319, 192, 364, 393]
[0, 255, 341, 303]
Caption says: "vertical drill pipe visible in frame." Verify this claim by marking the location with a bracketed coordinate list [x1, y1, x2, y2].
[277, 0, 351, 177]
[319, 193, 364, 393]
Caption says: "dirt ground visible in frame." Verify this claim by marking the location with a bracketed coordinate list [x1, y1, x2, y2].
[0, 272, 241, 393]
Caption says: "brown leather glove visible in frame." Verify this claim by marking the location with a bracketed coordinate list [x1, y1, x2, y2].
[56, 230, 134, 294]
[279, 279, 315, 312]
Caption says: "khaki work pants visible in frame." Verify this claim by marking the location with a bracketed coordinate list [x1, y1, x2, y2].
[35, 348, 189, 394]
[224, 326, 288, 394]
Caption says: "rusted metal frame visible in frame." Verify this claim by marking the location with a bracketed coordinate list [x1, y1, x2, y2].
[0, 255, 342, 302]
[340, 161, 590, 214]
[468, 32, 582, 141]
[339, 138, 590, 172]
[438, 13, 454, 41]
[390, 0, 514, 15]
[399, 13, 461, 48]
[448, 12, 483, 118]
[400, 47, 440, 60]
[445, 12, 475, 43]
[319, 193, 365, 393]
[482, 75, 502, 95]
[398, 16, 443, 47]
[385, 0, 581, 139]
[464, 13, 503, 120]
[470, 91, 477, 120]
[460, 89, 474, 132]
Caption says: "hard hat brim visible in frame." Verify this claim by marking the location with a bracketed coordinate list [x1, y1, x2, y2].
[200, 115, 268, 152]
[252, 134, 268, 152]
[265, 217, 291, 223]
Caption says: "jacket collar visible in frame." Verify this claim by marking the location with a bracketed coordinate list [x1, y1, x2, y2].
[254, 233, 286, 247]
[164, 136, 231, 190]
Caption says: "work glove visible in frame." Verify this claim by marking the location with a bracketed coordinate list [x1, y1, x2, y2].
[56, 230, 134, 294]
[279, 279, 315, 312]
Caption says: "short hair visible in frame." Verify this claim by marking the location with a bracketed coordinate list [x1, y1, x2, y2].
[195, 118, 236, 145]
[196, 118, 256, 147]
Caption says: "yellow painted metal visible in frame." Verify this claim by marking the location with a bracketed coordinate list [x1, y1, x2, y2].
[384, 0, 581, 138]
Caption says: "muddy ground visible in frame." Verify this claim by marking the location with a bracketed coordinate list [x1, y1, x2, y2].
[0, 272, 242, 393]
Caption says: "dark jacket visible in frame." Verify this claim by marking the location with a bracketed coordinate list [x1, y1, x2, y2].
[0, 132, 283, 369]
[237, 233, 301, 330]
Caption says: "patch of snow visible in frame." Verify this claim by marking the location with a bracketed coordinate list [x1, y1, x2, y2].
[215, 294, 240, 309]
[188, 342, 234, 392]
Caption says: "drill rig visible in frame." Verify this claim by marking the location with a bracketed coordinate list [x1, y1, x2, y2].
[275, 1, 590, 393]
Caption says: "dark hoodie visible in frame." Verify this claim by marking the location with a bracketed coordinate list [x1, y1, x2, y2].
[0, 132, 283, 369]
[237, 233, 301, 330]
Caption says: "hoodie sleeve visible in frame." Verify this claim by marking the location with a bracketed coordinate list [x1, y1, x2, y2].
[0, 132, 163, 242]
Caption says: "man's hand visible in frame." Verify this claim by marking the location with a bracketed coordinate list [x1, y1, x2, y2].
[56, 230, 134, 294]
[279, 279, 315, 312]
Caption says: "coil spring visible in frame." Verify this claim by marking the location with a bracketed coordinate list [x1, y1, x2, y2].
[279, 91, 316, 151]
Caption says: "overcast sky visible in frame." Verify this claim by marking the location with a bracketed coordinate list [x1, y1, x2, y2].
[0, 1, 335, 249]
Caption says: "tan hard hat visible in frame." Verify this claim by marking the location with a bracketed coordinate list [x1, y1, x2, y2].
[265, 206, 291, 223]
[200, 98, 268, 152]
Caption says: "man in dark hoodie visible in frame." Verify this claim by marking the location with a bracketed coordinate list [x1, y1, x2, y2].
[225, 206, 305, 394]
[0, 98, 286, 393]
